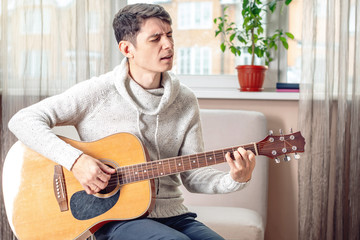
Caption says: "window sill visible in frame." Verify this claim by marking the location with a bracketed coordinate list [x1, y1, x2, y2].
[190, 87, 299, 100]
[179, 75, 299, 101]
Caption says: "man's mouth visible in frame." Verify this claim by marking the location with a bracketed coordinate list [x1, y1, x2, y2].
[160, 54, 173, 61]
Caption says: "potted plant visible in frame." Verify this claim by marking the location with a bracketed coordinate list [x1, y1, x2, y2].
[214, 0, 294, 91]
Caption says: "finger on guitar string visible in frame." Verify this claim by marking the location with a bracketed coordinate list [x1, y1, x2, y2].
[71, 154, 113, 194]
[97, 163, 116, 184]
[234, 149, 246, 167]
[225, 147, 256, 183]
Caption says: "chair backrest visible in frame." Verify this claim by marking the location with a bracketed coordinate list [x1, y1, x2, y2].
[181, 109, 269, 224]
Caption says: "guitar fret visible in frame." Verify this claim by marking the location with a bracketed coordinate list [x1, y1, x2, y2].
[139, 164, 145, 181]
[117, 142, 272, 185]
[183, 156, 191, 171]
[147, 163, 154, 179]
[118, 169, 124, 185]
[158, 161, 164, 176]
[121, 166, 128, 184]
[196, 153, 200, 168]
[175, 158, 183, 172]
[128, 166, 134, 183]
[189, 155, 198, 169]
[164, 159, 171, 175]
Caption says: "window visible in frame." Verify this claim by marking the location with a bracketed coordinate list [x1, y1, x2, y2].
[67, 51, 102, 82]
[177, 47, 211, 75]
[127, 0, 302, 86]
[88, 12, 100, 33]
[178, 2, 212, 30]
[21, 8, 51, 35]
[20, 51, 49, 80]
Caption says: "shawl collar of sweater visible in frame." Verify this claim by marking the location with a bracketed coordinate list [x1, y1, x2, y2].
[113, 58, 180, 116]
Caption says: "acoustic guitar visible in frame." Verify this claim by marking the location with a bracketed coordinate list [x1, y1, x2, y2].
[2, 131, 305, 240]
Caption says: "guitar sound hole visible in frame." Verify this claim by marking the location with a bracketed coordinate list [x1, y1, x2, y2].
[99, 165, 118, 195]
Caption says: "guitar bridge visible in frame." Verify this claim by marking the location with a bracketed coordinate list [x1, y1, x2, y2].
[53, 165, 69, 212]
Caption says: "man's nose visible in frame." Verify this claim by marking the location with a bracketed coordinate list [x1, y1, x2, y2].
[162, 37, 174, 49]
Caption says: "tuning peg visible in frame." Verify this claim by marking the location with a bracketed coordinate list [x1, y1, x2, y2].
[274, 157, 281, 164]
[294, 153, 301, 160]
[269, 130, 273, 136]
[290, 128, 293, 133]
[279, 129, 283, 135]
[284, 155, 291, 162]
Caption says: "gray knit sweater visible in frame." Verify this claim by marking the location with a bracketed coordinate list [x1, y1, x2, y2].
[8, 58, 246, 218]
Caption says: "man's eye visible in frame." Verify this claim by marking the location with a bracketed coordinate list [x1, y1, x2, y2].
[151, 37, 160, 42]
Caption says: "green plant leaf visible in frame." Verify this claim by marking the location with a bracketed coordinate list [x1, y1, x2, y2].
[269, 0, 277, 13]
[230, 46, 237, 55]
[269, 41, 274, 48]
[280, 36, 289, 49]
[246, 24, 255, 32]
[285, 0, 292, 5]
[230, 33, 236, 42]
[220, 42, 226, 52]
[280, 36, 286, 42]
[236, 46, 242, 56]
[243, 0, 249, 8]
[255, 47, 263, 57]
[238, 35, 247, 44]
[281, 40, 289, 49]
[271, 33, 279, 40]
[285, 32, 295, 39]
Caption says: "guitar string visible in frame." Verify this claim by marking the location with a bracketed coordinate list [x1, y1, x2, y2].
[56, 139, 300, 189]
[113, 142, 285, 185]
[110, 139, 299, 186]
[55, 141, 299, 190]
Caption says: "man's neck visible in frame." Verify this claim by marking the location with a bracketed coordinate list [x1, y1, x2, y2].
[128, 64, 162, 89]
[130, 73, 162, 89]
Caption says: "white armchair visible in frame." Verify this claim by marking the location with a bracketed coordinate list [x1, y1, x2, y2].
[180, 109, 269, 240]
[52, 109, 269, 240]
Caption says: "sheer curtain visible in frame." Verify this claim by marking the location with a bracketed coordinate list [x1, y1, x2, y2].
[0, 0, 124, 239]
[299, 0, 360, 239]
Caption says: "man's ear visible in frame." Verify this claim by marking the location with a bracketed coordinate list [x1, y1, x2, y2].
[118, 41, 134, 58]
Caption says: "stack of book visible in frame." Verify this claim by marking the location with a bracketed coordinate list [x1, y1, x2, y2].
[276, 82, 300, 92]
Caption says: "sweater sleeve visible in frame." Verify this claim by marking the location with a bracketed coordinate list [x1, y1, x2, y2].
[178, 91, 249, 194]
[8, 79, 104, 170]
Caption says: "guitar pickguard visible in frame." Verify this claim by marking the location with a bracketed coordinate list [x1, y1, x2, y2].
[70, 190, 120, 220]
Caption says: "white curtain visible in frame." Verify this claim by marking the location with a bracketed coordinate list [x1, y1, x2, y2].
[0, 0, 124, 239]
[299, 0, 360, 239]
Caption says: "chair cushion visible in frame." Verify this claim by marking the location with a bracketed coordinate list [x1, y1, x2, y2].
[188, 205, 264, 240]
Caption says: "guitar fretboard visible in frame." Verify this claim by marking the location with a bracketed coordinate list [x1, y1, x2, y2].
[117, 144, 256, 185]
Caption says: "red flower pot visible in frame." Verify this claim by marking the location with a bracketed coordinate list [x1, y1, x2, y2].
[236, 65, 268, 92]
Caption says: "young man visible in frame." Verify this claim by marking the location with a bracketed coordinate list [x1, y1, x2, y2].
[8, 3, 256, 240]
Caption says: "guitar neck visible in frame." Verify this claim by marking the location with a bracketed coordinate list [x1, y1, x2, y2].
[117, 143, 257, 185]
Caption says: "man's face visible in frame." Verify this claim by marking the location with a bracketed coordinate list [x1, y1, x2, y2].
[130, 17, 174, 75]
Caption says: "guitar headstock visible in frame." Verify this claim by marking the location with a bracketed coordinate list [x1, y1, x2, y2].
[257, 130, 305, 163]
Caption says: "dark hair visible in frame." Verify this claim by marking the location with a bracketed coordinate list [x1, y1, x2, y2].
[113, 3, 172, 45]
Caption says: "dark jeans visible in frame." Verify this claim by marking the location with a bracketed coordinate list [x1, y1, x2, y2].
[94, 213, 225, 240]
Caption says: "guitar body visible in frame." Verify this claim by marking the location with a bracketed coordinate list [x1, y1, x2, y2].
[3, 130, 305, 240]
[2, 133, 155, 240]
